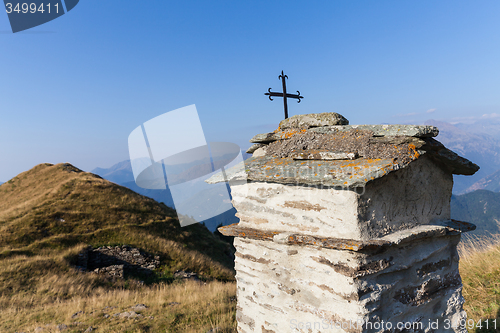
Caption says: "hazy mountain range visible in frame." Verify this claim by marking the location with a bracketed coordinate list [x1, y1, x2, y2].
[425, 119, 500, 194]
[91, 160, 240, 231]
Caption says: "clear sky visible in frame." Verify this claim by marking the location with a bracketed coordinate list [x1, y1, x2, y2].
[1, 1, 500, 182]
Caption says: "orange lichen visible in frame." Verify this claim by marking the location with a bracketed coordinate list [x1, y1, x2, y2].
[408, 144, 420, 159]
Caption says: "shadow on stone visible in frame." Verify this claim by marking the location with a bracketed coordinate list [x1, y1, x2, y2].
[76, 245, 160, 282]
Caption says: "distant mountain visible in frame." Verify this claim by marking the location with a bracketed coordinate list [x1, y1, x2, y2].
[0, 162, 235, 278]
[92, 160, 175, 207]
[451, 190, 500, 237]
[465, 169, 500, 193]
[92, 160, 135, 184]
[453, 117, 500, 141]
[425, 119, 500, 194]
[92, 160, 239, 231]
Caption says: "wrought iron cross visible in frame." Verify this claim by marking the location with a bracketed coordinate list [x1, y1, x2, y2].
[265, 71, 303, 119]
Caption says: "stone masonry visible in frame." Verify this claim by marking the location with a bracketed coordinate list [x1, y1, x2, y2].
[77, 245, 160, 280]
[208, 113, 479, 333]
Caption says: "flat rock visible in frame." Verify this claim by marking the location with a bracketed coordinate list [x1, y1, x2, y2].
[290, 150, 358, 160]
[278, 112, 349, 129]
[249, 124, 439, 144]
[118, 311, 141, 319]
[427, 146, 480, 175]
[246, 143, 264, 154]
[131, 304, 147, 312]
[310, 124, 439, 137]
[213, 156, 398, 187]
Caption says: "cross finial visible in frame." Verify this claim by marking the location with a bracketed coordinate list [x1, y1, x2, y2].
[265, 71, 303, 119]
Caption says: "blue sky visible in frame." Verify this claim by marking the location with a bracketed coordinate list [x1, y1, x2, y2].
[1, 1, 500, 181]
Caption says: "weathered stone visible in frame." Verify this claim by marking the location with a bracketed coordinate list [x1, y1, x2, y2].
[249, 124, 439, 144]
[427, 146, 480, 175]
[252, 147, 267, 157]
[310, 124, 439, 137]
[246, 143, 264, 154]
[278, 112, 349, 129]
[76, 245, 160, 280]
[220, 221, 474, 253]
[174, 270, 200, 281]
[232, 234, 466, 333]
[367, 136, 426, 147]
[207, 141, 477, 187]
[217, 155, 398, 188]
[131, 304, 147, 312]
[218, 114, 477, 332]
[118, 311, 141, 319]
[290, 150, 358, 160]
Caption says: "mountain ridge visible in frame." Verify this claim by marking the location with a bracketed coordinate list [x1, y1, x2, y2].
[0, 162, 234, 281]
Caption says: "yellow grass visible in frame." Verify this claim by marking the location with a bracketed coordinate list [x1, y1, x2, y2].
[0, 163, 237, 332]
[0, 279, 237, 333]
[460, 234, 500, 332]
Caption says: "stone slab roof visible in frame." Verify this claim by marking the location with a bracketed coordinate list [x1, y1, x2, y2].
[218, 219, 476, 253]
[206, 113, 479, 187]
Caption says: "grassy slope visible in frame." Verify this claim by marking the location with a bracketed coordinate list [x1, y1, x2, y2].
[460, 236, 500, 333]
[0, 163, 235, 306]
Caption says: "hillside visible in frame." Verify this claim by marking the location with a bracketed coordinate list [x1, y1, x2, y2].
[0, 163, 235, 311]
[451, 190, 500, 237]
[466, 169, 500, 193]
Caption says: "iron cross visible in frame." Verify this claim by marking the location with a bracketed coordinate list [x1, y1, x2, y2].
[265, 71, 303, 119]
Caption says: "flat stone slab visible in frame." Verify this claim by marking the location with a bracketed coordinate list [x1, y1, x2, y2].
[310, 124, 440, 137]
[278, 112, 349, 129]
[218, 219, 475, 253]
[206, 156, 398, 187]
[290, 150, 358, 160]
[206, 146, 478, 186]
[250, 125, 439, 144]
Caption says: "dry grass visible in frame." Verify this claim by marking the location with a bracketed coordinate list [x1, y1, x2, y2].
[0, 279, 237, 333]
[459, 234, 500, 332]
[0, 163, 237, 332]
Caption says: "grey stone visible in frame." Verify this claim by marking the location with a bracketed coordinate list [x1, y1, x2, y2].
[34, 328, 44, 333]
[428, 146, 480, 175]
[77, 245, 160, 280]
[249, 124, 439, 144]
[71, 311, 83, 319]
[84, 327, 94, 333]
[56, 324, 68, 331]
[310, 124, 439, 137]
[278, 112, 349, 129]
[290, 150, 358, 160]
[246, 143, 264, 154]
[252, 147, 267, 157]
[209, 155, 398, 187]
[174, 270, 200, 281]
[249, 132, 281, 143]
[118, 311, 141, 319]
[131, 304, 147, 312]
